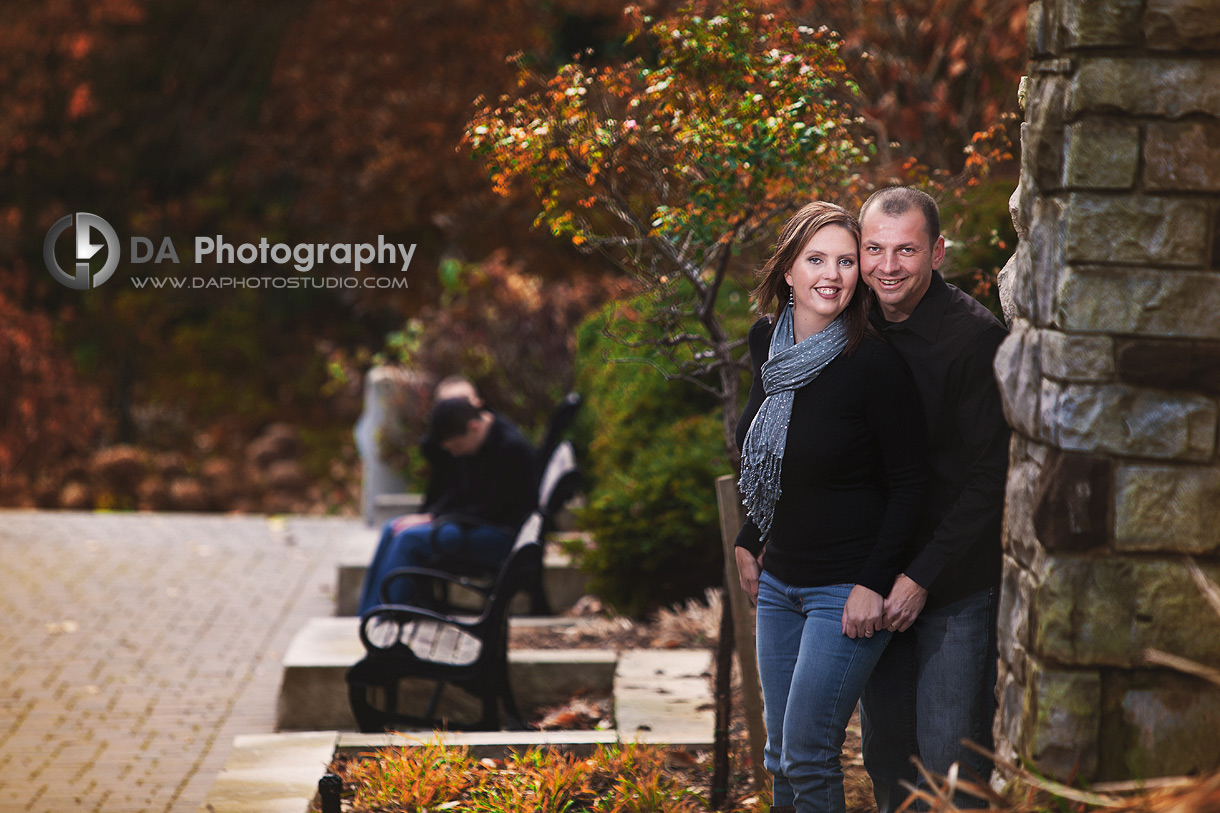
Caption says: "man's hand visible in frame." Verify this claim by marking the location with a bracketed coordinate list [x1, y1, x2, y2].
[391, 513, 433, 533]
[842, 584, 885, 638]
[735, 547, 763, 604]
[882, 573, 927, 632]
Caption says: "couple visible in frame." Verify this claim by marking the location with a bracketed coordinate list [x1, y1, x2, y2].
[735, 187, 1009, 813]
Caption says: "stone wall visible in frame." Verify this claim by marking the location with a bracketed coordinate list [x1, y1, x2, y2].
[995, 0, 1220, 782]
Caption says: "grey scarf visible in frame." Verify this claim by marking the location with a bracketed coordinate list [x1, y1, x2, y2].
[738, 305, 849, 539]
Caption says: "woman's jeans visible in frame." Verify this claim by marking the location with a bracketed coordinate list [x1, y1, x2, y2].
[756, 571, 891, 813]
[357, 520, 514, 615]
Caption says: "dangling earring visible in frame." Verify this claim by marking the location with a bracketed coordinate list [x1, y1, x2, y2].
[787, 289, 794, 309]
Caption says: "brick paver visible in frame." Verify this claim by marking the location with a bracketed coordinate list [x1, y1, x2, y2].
[0, 510, 364, 812]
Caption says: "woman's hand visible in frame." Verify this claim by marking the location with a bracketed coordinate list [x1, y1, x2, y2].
[842, 584, 885, 639]
[735, 547, 763, 605]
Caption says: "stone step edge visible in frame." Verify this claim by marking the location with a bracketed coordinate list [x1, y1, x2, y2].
[207, 649, 714, 813]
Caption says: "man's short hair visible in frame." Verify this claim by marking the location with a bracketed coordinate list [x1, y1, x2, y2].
[860, 187, 941, 248]
[429, 397, 482, 442]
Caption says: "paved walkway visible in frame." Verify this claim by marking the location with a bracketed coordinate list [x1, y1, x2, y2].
[0, 510, 367, 813]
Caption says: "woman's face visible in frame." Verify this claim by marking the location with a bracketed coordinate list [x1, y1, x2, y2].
[784, 224, 859, 333]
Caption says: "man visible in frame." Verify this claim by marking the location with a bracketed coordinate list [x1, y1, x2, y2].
[357, 395, 536, 613]
[389, 375, 485, 534]
[857, 187, 1010, 810]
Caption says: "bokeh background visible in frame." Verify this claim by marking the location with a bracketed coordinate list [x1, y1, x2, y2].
[0, 0, 1026, 545]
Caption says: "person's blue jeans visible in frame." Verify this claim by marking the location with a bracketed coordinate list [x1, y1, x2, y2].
[756, 572, 892, 813]
[357, 520, 515, 615]
[859, 586, 999, 812]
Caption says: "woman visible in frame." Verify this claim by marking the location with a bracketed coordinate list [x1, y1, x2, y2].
[735, 201, 927, 813]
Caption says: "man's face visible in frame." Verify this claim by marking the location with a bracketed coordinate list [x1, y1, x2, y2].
[440, 422, 482, 457]
[860, 208, 944, 323]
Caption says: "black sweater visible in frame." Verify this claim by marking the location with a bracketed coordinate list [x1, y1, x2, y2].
[869, 271, 1009, 608]
[734, 318, 928, 596]
[428, 414, 537, 530]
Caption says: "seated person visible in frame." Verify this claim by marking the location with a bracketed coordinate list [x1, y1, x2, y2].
[389, 375, 483, 533]
[357, 396, 536, 613]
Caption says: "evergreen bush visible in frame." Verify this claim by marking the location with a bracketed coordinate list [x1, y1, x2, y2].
[571, 289, 752, 616]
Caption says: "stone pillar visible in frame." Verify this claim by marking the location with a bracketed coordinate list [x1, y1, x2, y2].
[353, 366, 421, 526]
[994, 0, 1220, 783]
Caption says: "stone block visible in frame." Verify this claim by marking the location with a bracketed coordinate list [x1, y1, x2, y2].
[1070, 57, 1220, 118]
[995, 319, 1041, 438]
[1116, 338, 1220, 395]
[1003, 455, 1047, 571]
[1042, 382, 1216, 461]
[614, 649, 715, 748]
[1101, 672, 1220, 780]
[1041, 331, 1113, 382]
[1028, 198, 1067, 327]
[202, 731, 340, 813]
[1024, 661, 1102, 780]
[1063, 0, 1143, 47]
[1145, 0, 1220, 49]
[1145, 122, 1220, 192]
[1114, 463, 1220, 553]
[997, 250, 1021, 325]
[1063, 120, 1140, 189]
[1064, 194, 1210, 268]
[994, 663, 1025, 763]
[1005, 238, 1035, 323]
[1026, 0, 1051, 57]
[998, 557, 1035, 684]
[1058, 266, 1220, 339]
[1023, 76, 1070, 193]
[1033, 450, 1111, 552]
[1032, 557, 1220, 668]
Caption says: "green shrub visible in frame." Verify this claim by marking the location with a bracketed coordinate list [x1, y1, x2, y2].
[571, 287, 751, 616]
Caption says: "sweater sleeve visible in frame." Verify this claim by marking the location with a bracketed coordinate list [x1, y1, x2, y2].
[902, 323, 1009, 592]
[854, 343, 929, 596]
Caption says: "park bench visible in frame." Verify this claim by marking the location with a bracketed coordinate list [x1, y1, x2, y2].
[345, 529, 544, 731]
[345, 433, 581, 731]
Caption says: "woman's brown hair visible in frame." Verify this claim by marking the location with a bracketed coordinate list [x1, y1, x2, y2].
[752, 200, 873, 354]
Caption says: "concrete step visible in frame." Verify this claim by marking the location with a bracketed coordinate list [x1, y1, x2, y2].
[277, 617, 617, 731]
[335, 539, 592, 617]
[614, 649, 716, 749]
[209, 648, 714, 813]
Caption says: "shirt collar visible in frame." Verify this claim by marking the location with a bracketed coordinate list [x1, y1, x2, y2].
[870, 269, 950, 343]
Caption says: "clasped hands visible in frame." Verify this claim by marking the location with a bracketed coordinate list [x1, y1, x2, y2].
[841, 573, 928, 638]
[734, 547, 928, 639]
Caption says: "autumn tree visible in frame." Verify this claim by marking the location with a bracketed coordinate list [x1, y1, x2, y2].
[467, 1, 873, 467]
[466, 2, 878, 803]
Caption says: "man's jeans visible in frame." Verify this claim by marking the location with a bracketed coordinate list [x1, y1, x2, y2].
[756, 572, 891, 813]
[357, 520, 514, 615]
[860, 586, 999, 812]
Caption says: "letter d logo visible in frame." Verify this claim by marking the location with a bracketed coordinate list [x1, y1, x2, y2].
[43, 212, 120, 289]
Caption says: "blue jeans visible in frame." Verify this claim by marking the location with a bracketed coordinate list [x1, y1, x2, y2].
[860, 587, 999, 812]
[756, 572, 892, 813]
[357, 520, 515, 614]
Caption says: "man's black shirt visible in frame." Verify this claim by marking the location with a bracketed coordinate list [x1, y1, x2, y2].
[870, 270, 1010, 609]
